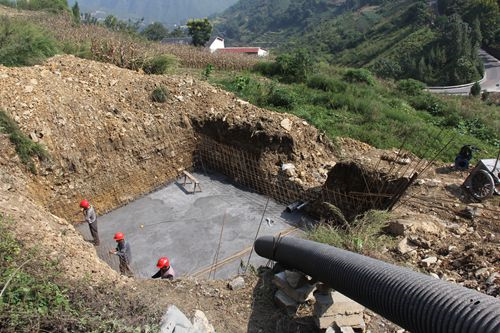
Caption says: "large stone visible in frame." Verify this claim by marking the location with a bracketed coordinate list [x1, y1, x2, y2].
[421, 256, 438, 267]
[314, 291, 365, 317]
[280, 118, 292, 131]
[273, 271, 315, 302]
[192, 310, 215, 333]
[317, 313, 365, 331]
[285, 270, 307, 288]
[228, 276, 245, 290]
[334, 314, 365, 329]
[397, 237, 416, 255]
[160, 305, 193, 333]
[314, 292, 365, 330]
[274, 290, 298, 313]
[386, 216, 444, 236]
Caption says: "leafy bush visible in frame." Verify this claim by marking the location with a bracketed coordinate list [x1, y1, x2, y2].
[397, 79, 426, 96]
[142, 54, 178, 74]
[151, 86, 169, 103]
[307, 74, 347, 93]
[266, 86, 296, 109]
[202, 63, 213, 79]
[0, 110, 48, 173]
[235, 75, 250, 91]
[343, 68, 375, 85]
[252, 61, 281, 76]
[470, 81, 481, 97]
[0, 17, 59, 67]
[275, 49, 312, 82]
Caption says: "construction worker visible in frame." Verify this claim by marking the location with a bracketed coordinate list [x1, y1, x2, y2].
[109, 232, 134, 277]
[152, 257, 175, 280]
[80, 199, 99, 246]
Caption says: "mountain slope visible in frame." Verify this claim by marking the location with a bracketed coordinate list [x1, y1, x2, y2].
[68, 0, 238, 25]
[216, 0, 497, 85]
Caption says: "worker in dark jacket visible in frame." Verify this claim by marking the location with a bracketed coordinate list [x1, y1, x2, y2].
[152, 257, 175, 280]
[109, 232, 134, 277]
[80, 199, 99, 246]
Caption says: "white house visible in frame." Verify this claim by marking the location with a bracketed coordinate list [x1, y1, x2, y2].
[208, 37, 225, 53]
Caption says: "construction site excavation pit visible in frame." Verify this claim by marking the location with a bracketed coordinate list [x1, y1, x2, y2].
[76, 170, 314, 279]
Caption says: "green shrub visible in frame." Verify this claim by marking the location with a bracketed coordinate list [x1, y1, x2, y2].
[307, 74, 347, 93]
[252, 61, 281, 76]
[202, 63, 213, 79]
[151, 86, 169, 103]
[267, 86, 296, 109]
[275, 49, 312, 83]
[0, 17, 59, 67]
[343, 68, 375, 85]
[235, 75, 250, 91]
[0, 110, 48, 173]
[470, 81, 481, 97]
[142, 54, 178, 75]
[397, 79, 426, 96]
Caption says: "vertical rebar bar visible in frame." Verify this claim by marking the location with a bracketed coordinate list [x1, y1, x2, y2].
[244, 197, 270, 273]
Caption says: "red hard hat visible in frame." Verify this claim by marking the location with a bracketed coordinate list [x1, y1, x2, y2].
[114, 232, 124, 241]
[80, 199, 90, 209]
[157, 257, 170, 268]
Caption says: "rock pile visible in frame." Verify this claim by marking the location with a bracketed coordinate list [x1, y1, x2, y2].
[273, 270, 366, 332]
[160, 305, 215, 333]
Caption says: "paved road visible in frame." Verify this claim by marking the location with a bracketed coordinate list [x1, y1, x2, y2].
[428, 50, 500, 95]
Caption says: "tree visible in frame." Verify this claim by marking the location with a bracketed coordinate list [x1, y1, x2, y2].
[104, 15, 118, 30]
[470, 81, 481, 96]
[142, 22, 168, 41]
[471, 18, 482, 47]
[187, 18, 212, 47]
[169, 26, 186, 38]
[71, 1, 80, 24]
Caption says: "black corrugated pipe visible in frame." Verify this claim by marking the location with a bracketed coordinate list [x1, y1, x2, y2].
[255, 236, 500, 333]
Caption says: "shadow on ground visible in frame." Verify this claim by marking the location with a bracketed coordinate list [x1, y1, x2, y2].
[247, 267, 316, 333]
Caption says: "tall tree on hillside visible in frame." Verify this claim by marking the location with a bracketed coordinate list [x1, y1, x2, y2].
[142, 22, 168, 41]
[187, 18, 212, 46]
[464, 0, 499, 45]
[471, 18, 483, 47]
[72, 1, 81, 24]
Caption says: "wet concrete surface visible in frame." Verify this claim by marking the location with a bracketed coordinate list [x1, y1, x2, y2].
[76, 171, 313, 279]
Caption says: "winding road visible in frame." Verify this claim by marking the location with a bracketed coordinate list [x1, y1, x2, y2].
[427, 50, 500, 95]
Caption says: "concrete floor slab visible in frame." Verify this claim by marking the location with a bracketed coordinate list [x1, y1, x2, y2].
[76, 171, 313, 279]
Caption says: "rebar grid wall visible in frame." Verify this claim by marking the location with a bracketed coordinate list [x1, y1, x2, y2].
[196, 135, 408, 220]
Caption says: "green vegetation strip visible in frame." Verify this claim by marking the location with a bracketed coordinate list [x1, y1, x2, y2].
[0, 110, 48, 173]
[307, 210, 395, 254]
[213, 57, 499, 162]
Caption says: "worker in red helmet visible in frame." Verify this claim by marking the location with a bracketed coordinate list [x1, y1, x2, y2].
[79, 199, 99, 246]
[109, 232, 133, 277]
[152, 257, 175, 280]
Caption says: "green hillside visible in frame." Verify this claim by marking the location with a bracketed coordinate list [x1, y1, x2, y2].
[216, 0, 500, 85]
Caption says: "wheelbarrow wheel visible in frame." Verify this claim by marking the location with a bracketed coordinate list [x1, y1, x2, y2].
[469, 169, 495, 200]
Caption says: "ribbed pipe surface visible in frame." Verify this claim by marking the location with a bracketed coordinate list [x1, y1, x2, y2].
[255, 236, 500, 333]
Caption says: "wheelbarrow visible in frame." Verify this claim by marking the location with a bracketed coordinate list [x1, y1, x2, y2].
[463, 158, 500, 201]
